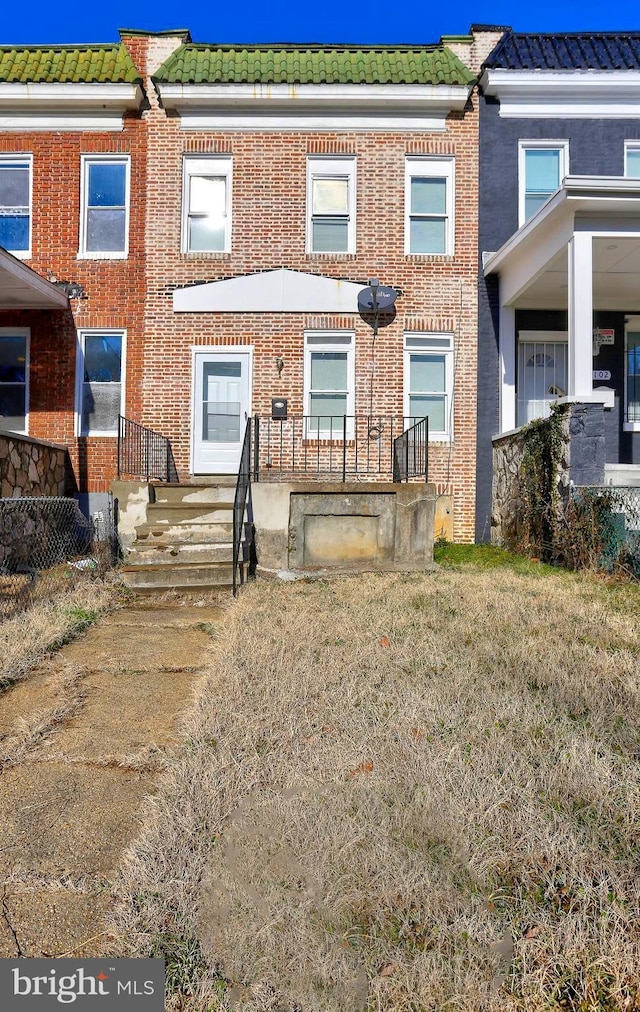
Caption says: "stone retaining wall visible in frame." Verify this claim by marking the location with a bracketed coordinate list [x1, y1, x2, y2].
[0, 431, 69, 499]
[491, 403, 605, 544]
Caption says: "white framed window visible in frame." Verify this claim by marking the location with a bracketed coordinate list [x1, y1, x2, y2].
[79, 156, 130, 257]
[304, 331, 355, 437]
[403, 333, 454, 441]
[517, 330, 568, 426]
[518, 141, 568, 226]
[405, 157, 455, 256]
[0, 156, 32, 258]
[306, 157, 356, 254]
[75, 330, 125, 436]
[182, 156, 232, 253]
[0, 328, 29, 434]
[624, 142, 640, 178]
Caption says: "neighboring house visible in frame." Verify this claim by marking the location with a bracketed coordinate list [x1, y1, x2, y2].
[477, 31, 640, 539]
[0, 41, 146, 514]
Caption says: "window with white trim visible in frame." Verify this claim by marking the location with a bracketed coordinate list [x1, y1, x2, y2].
[76, 330, 124, 436]
[304, 332, 355, 436]
[79, 156, 129, 257]
[624, 142, 640, 178]
[404, 334, 454, 440]
[625, 318, 640, 424]
[0, 328, 29, 434]
[307, 157, 356, 254]
[0, 157, 31, 257]
[182, 156, 232, 253]
[518, 141, 568, 225]
[405, 157, 455, 255]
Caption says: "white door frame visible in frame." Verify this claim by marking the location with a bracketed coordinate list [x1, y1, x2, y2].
[190, 345, 253, 474]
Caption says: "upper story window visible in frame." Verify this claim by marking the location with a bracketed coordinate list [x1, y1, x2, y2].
[0, 157, 31, 258]
[0, 328, 29, 434]
[182, 156, 232, 253]
[307, 157, 356, 254]
[519, 142, 568, 225]
[404, 333, 454, 441]
[76, 330, 124, 436]
[79, 156, 129, 258]
[624, 142, 640, 178]
[405, 157, 455, 256]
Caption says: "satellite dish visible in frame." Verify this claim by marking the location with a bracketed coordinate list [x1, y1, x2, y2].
[358, 285, 398, 313]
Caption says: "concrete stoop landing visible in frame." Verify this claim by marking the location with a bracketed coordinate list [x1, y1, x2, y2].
[120, 481, 246, 592]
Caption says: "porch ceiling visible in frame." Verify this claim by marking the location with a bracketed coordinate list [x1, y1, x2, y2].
[0, 247, 68, 309]
[518, 236, 640, 311]
[484, 176, 640, 312]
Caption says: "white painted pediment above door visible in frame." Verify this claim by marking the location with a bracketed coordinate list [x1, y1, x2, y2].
[173, 268, 365, 313]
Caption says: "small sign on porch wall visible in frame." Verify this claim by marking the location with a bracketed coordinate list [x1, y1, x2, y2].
[593, 370, 611, 381]
[593, 327, 615, 354]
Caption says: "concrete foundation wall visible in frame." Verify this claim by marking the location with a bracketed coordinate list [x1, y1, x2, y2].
[252, 481, 435, 572]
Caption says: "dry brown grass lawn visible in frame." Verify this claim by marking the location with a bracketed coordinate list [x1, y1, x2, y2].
[0, 579, 116, 690]
[108, 562, 640, 1011]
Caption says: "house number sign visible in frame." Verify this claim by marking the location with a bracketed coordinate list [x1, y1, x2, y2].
[593, 370, 611, 381]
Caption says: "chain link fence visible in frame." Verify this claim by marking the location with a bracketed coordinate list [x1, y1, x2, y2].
[0, 497, 118, 621]
[572, 485, 640, 576]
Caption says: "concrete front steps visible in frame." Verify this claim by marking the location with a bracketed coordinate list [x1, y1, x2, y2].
[121, 481, 247, 591]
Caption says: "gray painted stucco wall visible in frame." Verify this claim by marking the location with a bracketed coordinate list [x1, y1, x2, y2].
[476, 95, 640, 541]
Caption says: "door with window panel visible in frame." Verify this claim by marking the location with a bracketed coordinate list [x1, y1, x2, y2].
[517, 334, 568, 425]
[192, 351, 251, 473]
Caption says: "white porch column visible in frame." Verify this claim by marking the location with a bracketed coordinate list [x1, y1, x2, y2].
[567, 232, 593, 398]
[499, 305, 516, 432]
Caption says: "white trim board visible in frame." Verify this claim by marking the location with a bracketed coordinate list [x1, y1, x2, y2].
[481, 69, 640, 119]
[174, 268, 367, 313]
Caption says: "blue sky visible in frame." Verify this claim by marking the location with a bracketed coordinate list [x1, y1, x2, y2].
[4, 0, 640, 46]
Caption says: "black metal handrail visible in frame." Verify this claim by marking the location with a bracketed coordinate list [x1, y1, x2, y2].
[117, 415, 179, 483]
[232, 417, 254, 597]
[393, 417, 429, 482]
[252, 415, 428, 482]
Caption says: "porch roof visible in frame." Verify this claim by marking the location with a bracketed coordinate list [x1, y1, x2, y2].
[483, 176, 640, 310]
[0, 248, 69, 309]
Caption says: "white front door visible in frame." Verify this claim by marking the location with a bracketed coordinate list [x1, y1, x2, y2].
[192, 350, 251, 474]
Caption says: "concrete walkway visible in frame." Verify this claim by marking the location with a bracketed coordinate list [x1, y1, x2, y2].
[0, 601, 222, 958]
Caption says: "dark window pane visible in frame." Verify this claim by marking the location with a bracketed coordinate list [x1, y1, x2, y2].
[84, 335, 122, 383]
[0, 215, 29, 251]
[0, 385, 26, 431]
[88, 163, 126, 207]
[0, 336, 27, 382]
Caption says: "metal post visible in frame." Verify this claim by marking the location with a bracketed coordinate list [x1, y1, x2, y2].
[342, 415, 347, 481]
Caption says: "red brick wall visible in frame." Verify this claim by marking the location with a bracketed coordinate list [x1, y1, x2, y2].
[0, 105, 147, 495]
[131, 39, 479, 541]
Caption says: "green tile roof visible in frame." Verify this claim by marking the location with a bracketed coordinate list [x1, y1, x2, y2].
[153, 44, 474, 86]
[0, 44, 141, 84]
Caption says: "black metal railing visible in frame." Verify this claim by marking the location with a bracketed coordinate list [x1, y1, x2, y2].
[232, 418, 255, 597]
[117, 416, 179, 483]
[393, 417, 429, 482]
[252, 415, 428, 483]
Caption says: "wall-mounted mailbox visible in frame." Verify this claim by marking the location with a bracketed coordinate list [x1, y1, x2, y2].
[272, 398, 287, 419]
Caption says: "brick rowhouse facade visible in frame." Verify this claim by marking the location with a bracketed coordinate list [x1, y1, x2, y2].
[131, 30, 480, 542]
[0, 29, 481, 542]
[0, 43, 146, 507]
